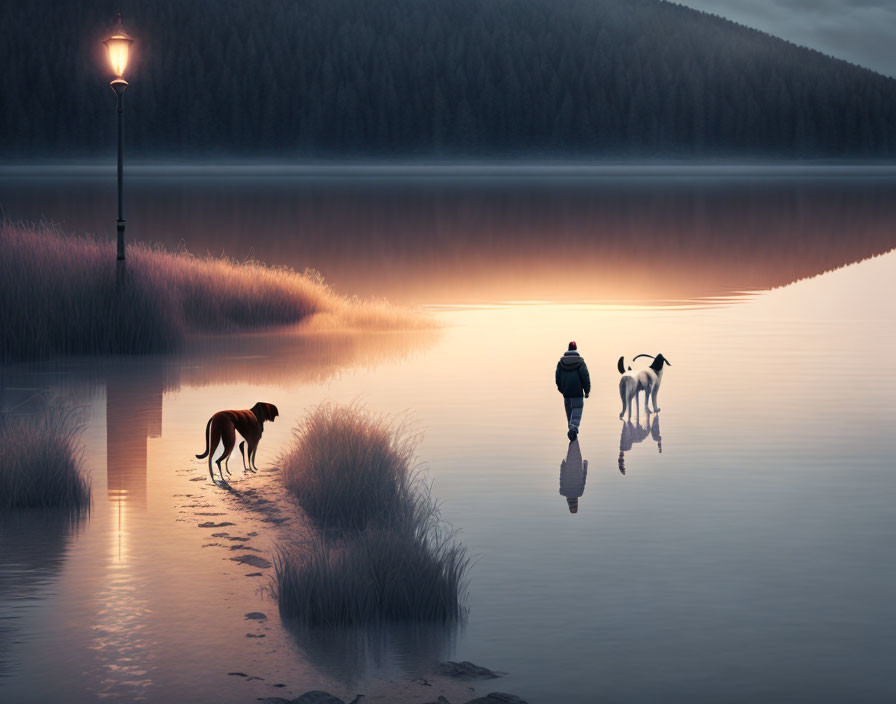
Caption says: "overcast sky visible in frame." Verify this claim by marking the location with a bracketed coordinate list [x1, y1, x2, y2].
[673, 0, 896, 77]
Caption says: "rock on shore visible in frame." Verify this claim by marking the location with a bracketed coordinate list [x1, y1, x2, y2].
[261, 691, 528, 704]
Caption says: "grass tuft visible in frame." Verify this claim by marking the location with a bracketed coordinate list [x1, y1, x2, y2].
[0, 401, 90, 513]
[281, 403, 417, 532]
[276, 403, 469, 625]
[0, 222, 429, 361]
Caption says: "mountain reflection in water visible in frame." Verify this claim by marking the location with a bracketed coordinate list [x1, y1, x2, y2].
[2, 168, 895, 304]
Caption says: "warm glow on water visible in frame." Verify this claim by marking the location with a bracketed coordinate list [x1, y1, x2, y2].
[1, 248, 894, 703]
[2, 167, 895, 304]
[1, 172, 895, 702]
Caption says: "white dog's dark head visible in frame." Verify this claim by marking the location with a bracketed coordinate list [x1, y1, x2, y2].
[650, 354, 671, 372]
[621, 353, 671, 374]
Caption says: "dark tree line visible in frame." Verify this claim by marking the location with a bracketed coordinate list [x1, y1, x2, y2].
[2, 0, 896, 158]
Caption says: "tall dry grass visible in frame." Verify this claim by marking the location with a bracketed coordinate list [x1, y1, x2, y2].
[0, 402, 90, 512]
[276, 404, 469, 625]
[0, 223, 428, 361]
[281, 403, 418, 532]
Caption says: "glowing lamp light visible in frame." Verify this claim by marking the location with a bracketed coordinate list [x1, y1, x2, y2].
[103, 14, 133, 79]
[104, 34, 133, 77]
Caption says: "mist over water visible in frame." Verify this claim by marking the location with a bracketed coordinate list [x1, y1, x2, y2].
[1, 167, 895, 703]
[3, 165, 895, 304]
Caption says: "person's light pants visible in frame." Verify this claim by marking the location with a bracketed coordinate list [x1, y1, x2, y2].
[564, 397, 584, 431]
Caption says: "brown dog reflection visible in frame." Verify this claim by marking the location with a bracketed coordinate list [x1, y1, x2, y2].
[618, 414, 662, 475]
[196, 402, 279, 483]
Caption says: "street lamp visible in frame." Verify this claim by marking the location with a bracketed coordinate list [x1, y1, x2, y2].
[103, 14, 133, 262]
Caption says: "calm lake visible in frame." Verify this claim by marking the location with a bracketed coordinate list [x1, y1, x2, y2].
[1, 166, 895, 703]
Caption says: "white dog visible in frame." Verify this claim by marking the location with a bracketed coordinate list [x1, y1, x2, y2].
[617, 353, 671, 420]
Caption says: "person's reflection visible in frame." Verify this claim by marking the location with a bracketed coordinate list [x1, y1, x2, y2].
[618, 413, 662, 475]
[559, 439, 588, 514]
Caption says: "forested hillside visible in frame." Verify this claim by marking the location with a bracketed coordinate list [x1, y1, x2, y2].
[2, 0, 895, 158]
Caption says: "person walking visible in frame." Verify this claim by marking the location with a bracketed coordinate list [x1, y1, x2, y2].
[556, 341, 591, 441]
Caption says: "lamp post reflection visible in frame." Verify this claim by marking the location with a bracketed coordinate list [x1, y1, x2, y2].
[96, 361, 162, 698]
[105, 361, 162, 564]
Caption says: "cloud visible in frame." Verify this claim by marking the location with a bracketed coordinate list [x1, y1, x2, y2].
[672, 0, 896, 76]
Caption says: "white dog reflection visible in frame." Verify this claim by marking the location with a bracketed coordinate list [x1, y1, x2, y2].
[618, 414, 662, 475]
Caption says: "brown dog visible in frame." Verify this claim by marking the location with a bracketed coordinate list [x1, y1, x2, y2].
[196, 402, 279, 483]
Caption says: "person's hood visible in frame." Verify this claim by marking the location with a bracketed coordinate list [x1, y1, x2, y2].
[559, 351, 584, 369]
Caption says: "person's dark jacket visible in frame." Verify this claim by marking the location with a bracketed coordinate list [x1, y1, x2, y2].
[556, 351, 591, 398]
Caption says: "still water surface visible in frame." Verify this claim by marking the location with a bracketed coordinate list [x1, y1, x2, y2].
[1, 169, 895, 703]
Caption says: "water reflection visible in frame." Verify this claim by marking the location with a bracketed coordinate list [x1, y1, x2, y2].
[88, 363, 165, 698]
[559, 440, 588, 514]
[285, 622, 457, 687]
[3, 170, 896, 303]
[618, 414, 662, 475]
[0, 328, 437, 699]
[0, 512, 83, 677]
[89, 527, 155, 700]
[106, 362, 164, 510]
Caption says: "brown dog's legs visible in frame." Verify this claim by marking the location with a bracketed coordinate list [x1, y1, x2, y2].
[215, 421, 236, 482]
[206, 421, 222, 482]
[244, 438, 259, 472]
[239, 441, 249, 471]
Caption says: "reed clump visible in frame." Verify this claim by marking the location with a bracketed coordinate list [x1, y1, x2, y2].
[276, 403, 469, 625]
[0, 223, 428, 361]
[0, 402, 90, 512]
[281, 403, 417, 532]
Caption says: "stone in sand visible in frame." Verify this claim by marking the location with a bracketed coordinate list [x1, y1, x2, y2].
[437, 661, 505, 680]
[292, 693, 346, 704]
[198, 521, 235, 528]
[245, 612, 267, 620]
[465, 695, 527, 704]
[230, 554, 272, 569]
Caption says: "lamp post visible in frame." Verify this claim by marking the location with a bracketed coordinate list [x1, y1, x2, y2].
[103, 14, 133, 263]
